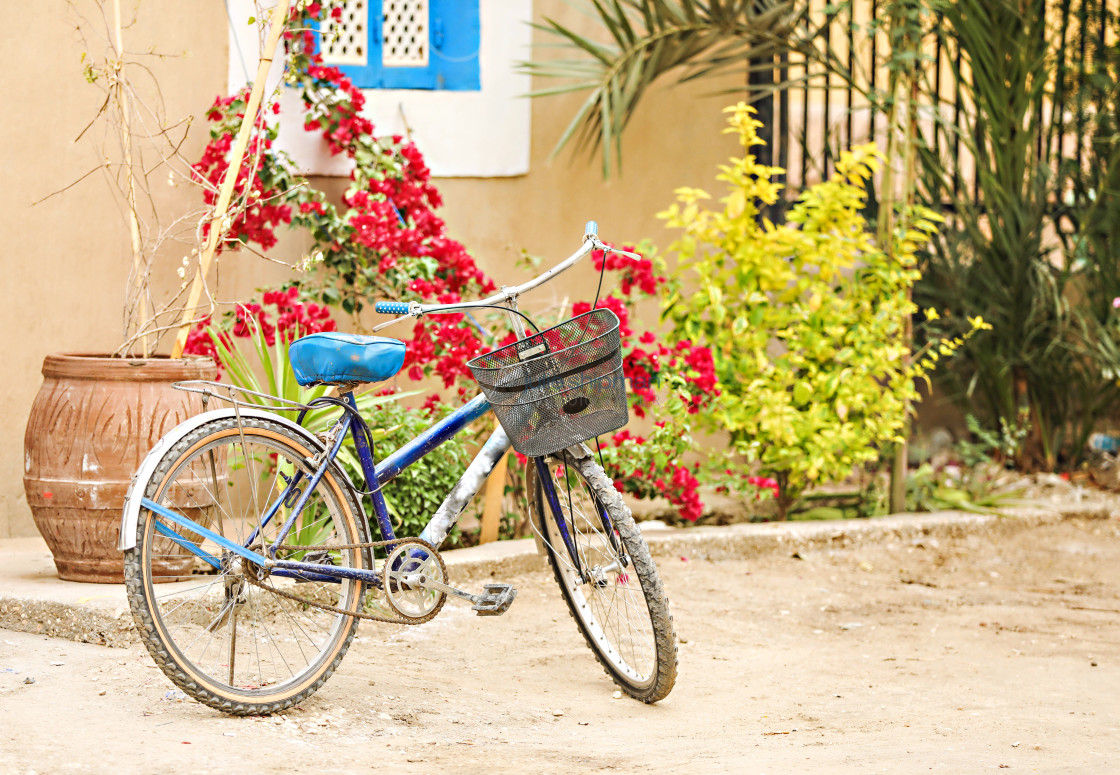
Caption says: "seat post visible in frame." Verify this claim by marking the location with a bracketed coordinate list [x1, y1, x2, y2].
[337, 384, 360, 411]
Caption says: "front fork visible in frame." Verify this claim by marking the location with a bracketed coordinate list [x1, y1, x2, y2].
[534, 456, 584, 579]
[505, 296, 589, 581]
[533, 453, 628, 585]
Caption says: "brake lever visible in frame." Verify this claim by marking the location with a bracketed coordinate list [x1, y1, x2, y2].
[370, 315, 412, 333]
[589, 236, 642, 261]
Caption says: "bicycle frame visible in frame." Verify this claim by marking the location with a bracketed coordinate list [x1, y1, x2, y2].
[137, 224, 630, 589]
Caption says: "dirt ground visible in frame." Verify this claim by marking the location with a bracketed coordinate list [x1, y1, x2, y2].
[2, 516, 1118, 774]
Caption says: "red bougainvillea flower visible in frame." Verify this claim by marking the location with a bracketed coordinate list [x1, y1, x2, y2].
[198, 16, 497, 401]
[182, 287, 338, 376]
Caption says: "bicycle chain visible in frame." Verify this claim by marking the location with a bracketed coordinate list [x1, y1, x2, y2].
[239, 537, 446, 626]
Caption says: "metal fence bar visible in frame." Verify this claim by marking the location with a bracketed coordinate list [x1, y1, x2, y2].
[1052, 0, 1072, 168]
[1076, 0, 1089, 170]
[778, 49, 790, 185]
[822, 2, 832, 178]
[952, 42, 962, 199]
[869, 0, 878, 162]
[773, 0, 1119, 210]
[933, 10, 943, 158]
[846, 2, 855, 152]
[801, 10, 811, 187]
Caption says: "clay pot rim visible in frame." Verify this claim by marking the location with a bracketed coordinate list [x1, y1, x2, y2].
[41, 353, 218, 382]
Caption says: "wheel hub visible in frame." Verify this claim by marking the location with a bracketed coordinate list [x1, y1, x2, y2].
[241, 557, 270, 583]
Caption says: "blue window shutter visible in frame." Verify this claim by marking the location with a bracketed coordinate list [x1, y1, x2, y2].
[432, 0, 481, 90]
[317, 2, 479, 92]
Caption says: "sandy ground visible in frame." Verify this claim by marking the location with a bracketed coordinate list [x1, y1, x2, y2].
[1, 516, 1118, 775]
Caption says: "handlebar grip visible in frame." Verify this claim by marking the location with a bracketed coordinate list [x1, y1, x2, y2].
[375, 301, 410, 315]
[583, 220, 598, 241]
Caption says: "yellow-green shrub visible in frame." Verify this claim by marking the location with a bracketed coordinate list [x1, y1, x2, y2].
[659, 103, 981, 518]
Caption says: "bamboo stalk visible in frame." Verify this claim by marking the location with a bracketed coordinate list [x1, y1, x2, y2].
[479, 451, 510, 545]
[114, 0, 148, 357]
[885, 3, 921, 514]
[170, 0, 292, 359]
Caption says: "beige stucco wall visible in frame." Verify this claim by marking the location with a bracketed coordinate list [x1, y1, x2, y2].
[0, 1, 231, 538]
[0, 1, 744, 538]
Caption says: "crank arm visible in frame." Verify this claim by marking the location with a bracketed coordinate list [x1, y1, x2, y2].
[397, 573, 481, 605]
[401, 573, 518, 616]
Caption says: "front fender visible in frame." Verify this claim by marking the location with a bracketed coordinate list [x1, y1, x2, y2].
[117, 408, 368, 551]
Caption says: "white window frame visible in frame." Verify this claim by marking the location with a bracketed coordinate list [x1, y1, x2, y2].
[226, 0, 531, 178]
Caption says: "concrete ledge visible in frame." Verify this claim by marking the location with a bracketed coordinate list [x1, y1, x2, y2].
[641, 501, 1119, 561]
[443, 537, 545, 580]
[2, 500, 1116, 648]
[0, 538, 134, 647]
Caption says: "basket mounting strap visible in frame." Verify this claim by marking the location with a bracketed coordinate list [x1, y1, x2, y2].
[478, 350, 619, 393]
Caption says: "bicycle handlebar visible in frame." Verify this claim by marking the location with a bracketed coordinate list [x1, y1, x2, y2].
[372, 221, 638, 327]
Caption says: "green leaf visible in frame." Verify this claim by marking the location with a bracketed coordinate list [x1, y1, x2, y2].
[522, 0, 813, 176]
[792, 381, 811, 406]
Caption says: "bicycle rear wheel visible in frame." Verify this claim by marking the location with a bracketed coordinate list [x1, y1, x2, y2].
[123, 416, 367, 715]
[528, 453, 677, 702]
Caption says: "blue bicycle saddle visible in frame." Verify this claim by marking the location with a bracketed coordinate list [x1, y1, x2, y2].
[288, 333, 407, 387]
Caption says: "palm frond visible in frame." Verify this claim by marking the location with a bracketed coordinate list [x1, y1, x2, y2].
[522, 0, 814, 176]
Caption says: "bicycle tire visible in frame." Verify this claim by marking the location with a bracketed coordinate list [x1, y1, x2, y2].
[123, 416, 367, 715]
[528, 453, 677, 702]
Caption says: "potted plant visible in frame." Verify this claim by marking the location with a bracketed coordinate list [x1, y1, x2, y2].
[21, 0, 245, 582]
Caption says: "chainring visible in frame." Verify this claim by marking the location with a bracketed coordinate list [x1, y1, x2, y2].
[382, 539, 449, 622]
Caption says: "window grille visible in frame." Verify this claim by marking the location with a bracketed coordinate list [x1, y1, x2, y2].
[382, 0, 429, 67]
[320, 0, 368, 67]
[313, 0, 479, 91]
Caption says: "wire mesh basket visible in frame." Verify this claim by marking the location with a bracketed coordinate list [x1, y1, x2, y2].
[467, 309, 629, 457]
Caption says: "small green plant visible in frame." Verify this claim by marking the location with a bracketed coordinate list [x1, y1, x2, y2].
[905, 463, 1021, 516]
[902, 411, 1028, 516]
[956, 410, 1032, 469]
[658, 103, 985, 519]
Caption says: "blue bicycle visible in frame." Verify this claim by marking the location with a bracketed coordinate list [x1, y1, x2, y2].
[118, 223, 677, 715]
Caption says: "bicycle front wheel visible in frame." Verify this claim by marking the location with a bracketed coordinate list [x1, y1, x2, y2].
[123, 416, 367, 715]
[528, 453, 677, 702]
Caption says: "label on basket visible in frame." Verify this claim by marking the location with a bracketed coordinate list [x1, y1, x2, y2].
[516, 342, 548, 361]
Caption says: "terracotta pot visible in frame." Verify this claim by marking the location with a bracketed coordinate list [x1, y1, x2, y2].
[23, 354, 217, 583]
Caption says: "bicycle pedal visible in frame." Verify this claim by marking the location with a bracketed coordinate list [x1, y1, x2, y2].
[471, 583, 517, 616]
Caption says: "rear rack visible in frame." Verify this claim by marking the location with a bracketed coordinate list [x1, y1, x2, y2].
[173, 380, 316, 413]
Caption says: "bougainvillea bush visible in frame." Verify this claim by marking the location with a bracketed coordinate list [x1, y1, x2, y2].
[193, 5, 494, 394]
[186, 2, 722, 524]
